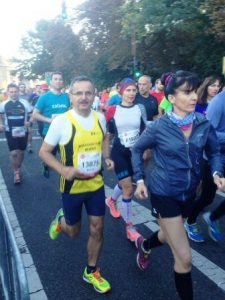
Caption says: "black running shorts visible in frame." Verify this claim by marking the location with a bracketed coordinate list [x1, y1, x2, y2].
[5, 132, 28, 151]
[150, 193, 194, 219]
[111, 146, 133, 181]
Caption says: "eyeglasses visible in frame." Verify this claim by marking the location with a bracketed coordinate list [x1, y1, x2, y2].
[70, 91, 93, 97]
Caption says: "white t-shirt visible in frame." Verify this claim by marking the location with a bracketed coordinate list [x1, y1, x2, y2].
[44, 109, 106, 146]
[92, 96, 100, 111]
[108, 104, 147, 148]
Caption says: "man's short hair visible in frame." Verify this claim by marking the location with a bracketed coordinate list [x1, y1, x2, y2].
[18, 82, 26, 87]
[50, 72, 63, 80]
[7, 83, 19, 90]
[138, 75, 152, 83]
[69, 76, 95, 92]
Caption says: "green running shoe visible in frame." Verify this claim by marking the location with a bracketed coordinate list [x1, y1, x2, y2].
[49, 208, 64, 240]
[83, 267, 111, 294]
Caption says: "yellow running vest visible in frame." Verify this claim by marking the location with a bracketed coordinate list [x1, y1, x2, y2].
[59, 111, 104, 194]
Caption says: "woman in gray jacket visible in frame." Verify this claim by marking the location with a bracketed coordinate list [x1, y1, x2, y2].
[132, 70, 225, 300]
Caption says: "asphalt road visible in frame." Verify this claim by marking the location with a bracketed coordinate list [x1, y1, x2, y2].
[1, 133, 225, 300]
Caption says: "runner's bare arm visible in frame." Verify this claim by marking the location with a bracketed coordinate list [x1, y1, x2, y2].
[39, 141, 95, 180]
[102, 133, 114, 171]
[32, 108, 52, 123]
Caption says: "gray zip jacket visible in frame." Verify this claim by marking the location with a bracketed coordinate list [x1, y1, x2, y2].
[132, 113, 223, 201]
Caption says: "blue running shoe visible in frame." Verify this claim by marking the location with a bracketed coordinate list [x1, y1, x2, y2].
[184, 221, 204, 243]
[203, 212, 223, 242]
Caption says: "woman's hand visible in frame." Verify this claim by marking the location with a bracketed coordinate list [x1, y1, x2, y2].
[214, 175, 225, 192]
[134, 182, 148, 199]
[105, 158, 114, 171]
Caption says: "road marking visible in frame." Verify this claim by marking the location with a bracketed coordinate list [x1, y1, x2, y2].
[105, 185, 225, 292]
[0, 170, 48, 300]
[0, 139, 224, 298]
[217, 190, 225, 198]
[0, 136, 41, 142]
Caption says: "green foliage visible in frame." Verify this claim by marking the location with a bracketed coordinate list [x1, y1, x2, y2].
[15, 0, 225, 88]
[202, 0, 225, 40]
[75, 0, 134, 88]
[121, 0, 225, 79]
[14, 20, 82, 84]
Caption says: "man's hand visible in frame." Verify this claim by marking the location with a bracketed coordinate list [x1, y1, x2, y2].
[214, 175, 225, 191]
[0, 124, 5, 131]
[62, 166, 98, 181]
[142, 149, 151, 161]
[105, 158, 114, 171]
[25, 121, 30, 128]
[134, 182, 148, 199]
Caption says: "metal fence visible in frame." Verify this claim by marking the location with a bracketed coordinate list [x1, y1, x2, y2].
[0, 194, 29, 300]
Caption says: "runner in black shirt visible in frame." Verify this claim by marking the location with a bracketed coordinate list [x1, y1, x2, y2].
[135, 75, 158, 121]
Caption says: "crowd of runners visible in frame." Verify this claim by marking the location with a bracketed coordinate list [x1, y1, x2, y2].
[0, 71, 225, 299]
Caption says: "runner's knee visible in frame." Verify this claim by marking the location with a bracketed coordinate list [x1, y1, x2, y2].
[174, 249, 192, 272]
[66, 224, 81, 239]
[89, 219, 104, 240]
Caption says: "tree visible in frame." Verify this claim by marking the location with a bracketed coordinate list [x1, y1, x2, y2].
[74, 0, 134, 88]
[14, 20, 83, 84]
[120, 0, 225, 78]
[14, 0, 225, 87]
[203, 0, 225, 40]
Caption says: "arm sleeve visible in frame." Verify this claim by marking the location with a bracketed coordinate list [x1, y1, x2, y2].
[97, 112, 107, 134]
[138, 104, 148, 126]
[35, 94, 45, 112]
[132, 122, 157, 182]
[205, 124, 224, 175]
[206, 101, 225, 144]
[22, 100, 33, 113]
[44, 117, 64, 146]
[153, 97, 159, 115]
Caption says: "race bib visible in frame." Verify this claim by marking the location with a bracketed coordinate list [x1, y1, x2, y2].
[12, 126, 26, 137]
[119, 129, 140, 148]
[78, 152, 101, 174]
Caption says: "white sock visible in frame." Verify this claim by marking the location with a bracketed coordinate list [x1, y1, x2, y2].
[111, 184, 122, 201]
[122, 198, 132, 225]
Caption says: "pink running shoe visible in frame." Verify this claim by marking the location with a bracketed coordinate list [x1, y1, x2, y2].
[105, 197, 121, 218]
[14, 170, 21, 185]
[126, 223, 141, 242]
[135, 236, 151, 271]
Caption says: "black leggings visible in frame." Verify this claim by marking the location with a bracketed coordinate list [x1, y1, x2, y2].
[187, 160, 217, 224]
[211, 200, 225, 221]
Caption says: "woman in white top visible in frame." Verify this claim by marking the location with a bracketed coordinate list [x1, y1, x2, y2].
[105, 78, 147, 242]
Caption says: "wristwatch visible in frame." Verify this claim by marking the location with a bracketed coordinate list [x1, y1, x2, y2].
[137, 179, 144, 184]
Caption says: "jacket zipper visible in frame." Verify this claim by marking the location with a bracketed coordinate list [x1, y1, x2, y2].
[179, 128, 193, 201]
[166, 115, 207, 201]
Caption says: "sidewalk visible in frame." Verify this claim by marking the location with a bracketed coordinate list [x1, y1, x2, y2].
[0, 159, 48, 300]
